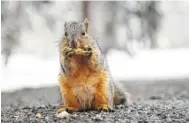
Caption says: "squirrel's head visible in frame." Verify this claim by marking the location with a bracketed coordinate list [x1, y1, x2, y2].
[63, 19, 89, 48]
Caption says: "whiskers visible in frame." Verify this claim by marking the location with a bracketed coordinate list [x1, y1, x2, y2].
[54, 37, 62, 47]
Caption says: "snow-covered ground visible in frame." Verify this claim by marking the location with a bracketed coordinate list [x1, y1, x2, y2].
[1, 54, 60, 92]
[107, 48, 189, 81]
[1, 48, 189, 92]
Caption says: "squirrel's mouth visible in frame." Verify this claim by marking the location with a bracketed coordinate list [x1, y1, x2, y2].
[69, 39, 89, 49]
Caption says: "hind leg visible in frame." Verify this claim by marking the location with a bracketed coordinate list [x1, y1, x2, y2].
[94, 72, 113, 111]
[58, 76, 80, 113]
[57, 91, 80, 113]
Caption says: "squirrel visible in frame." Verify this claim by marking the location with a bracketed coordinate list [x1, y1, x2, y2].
[57, 19, 131, 113]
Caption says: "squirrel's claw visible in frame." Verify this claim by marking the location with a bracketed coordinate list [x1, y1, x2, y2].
[56, 107, 66, 113]
[66, 51, 74, 57]
[97, 105, 114, 112]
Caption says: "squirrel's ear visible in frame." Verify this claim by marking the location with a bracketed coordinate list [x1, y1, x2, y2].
[84, 18, 89, 33]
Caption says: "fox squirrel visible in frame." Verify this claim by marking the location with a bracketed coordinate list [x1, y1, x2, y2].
[57, 19, 131, 113]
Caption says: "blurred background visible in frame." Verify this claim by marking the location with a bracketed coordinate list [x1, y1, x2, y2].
[1, 1, 189, 92]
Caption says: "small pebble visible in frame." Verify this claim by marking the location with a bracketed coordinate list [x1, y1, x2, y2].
[13, 115, 19, 118]
[115, 104, 124, 109]
[149, 96, 162, 100]
[56, 111, 69, 119]
[35, 113, 41, 118]
[92, 114, 103, 121]
[71, 114, 78, 118]
[45, 116, 49, 120]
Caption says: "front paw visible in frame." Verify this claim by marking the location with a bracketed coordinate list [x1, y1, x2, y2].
[83, 45, 92, 56]
[96, 105, 114, 112]
[57, 107, 79, 113]
[74, 48, 92, 56]
[83, 45, 92, 52]
[63, 47, 74, 57]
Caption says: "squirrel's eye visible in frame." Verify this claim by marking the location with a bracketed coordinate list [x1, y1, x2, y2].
[81, 32, 85, 36]
[65, 32, 68, 36]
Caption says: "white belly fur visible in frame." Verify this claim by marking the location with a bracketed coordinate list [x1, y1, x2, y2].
[72, 85, 96, 109]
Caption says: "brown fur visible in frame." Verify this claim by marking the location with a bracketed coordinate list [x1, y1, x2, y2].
[57, 19, 130, 113]
[59, 52, 110, 111]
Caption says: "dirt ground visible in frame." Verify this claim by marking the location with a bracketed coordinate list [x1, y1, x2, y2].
[1, 78, 189, 123]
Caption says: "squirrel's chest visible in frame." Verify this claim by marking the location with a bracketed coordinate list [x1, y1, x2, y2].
[72, 84, 96, 109]
[70, 56, 91, 72]
[68, 70, 102, 109]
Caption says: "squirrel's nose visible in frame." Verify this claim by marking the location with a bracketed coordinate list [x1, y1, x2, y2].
[70, 40, 77, 48]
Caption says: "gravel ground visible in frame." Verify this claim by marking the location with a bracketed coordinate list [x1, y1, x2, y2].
[1, 79, 189, 123]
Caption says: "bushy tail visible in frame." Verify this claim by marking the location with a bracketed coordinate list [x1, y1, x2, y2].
[113, 83, 132, 106]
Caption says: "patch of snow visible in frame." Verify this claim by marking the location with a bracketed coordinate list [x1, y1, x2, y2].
[1, 54, 59, 92]
[107, 48, 189, 81]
